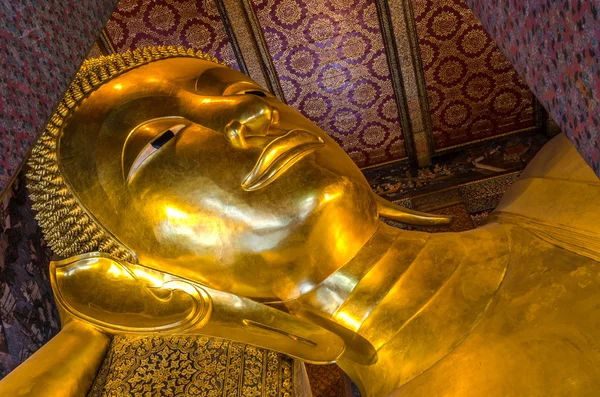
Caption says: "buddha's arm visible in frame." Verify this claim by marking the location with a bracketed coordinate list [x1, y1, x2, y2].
[50, 252, 346, 364]
[0, 320, 110, 397]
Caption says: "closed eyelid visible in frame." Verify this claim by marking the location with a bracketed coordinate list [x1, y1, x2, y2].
[221, 81, 270, 97]
[127, 124, 187, 183]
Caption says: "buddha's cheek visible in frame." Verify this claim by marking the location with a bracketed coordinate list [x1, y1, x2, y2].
[123, 138, 377, 299]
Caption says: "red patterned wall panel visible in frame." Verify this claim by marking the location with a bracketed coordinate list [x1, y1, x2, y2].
[411, 0, 535, 151]
[104, 0, 239, 69]
[251, 0, 407, 167]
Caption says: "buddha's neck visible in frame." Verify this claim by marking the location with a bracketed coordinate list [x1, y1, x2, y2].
[288, 221, 510, 357]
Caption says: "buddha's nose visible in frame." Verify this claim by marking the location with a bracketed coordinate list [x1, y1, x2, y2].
[224, 96, 280, 149]
[183, 90, 280, 148]
[231, 95, 279, 135]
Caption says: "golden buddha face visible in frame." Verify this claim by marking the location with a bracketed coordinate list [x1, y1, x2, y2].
[57, 57, 378, 301]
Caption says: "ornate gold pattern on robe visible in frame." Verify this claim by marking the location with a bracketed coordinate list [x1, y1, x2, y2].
[88, 335, 295, 397]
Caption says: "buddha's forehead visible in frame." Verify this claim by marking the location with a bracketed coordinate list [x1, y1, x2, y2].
[103, 57, 261, 97]
[60, 57, 264, 171]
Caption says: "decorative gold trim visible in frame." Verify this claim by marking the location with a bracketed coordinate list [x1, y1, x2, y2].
[215, 0, 250, 75]
[220, 0, 286, 102]
[87, 335, 296, 396]
[458, 170, 521, 187]
[360, 127, 537, 171]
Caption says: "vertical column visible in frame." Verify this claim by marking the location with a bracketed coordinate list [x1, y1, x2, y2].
[217, 0, 286, 101]
[98, 29, 116, 55]
[376, 0, 434, 167]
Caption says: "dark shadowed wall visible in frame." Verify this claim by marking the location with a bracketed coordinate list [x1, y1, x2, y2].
[0, 171, 60, 378]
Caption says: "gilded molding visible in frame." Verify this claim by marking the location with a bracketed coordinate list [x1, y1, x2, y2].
[98, 28, 116, 55]
[215, 0, 250, 75]
[434, 126, 538, 154]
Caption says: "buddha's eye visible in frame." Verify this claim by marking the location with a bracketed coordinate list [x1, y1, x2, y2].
[242, 90, 268, 98]
[151, 129, 176, 149]
[221, 80, 271, 97]
[127, 124, 186, 182]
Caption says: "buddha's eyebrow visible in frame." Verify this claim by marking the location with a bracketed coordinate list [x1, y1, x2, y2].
[127, 124, 186, 183]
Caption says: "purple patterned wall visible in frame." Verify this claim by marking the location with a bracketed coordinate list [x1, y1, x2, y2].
[103, 0, 239, 69]
[0, 0, 116, 376]
[466, 0, 600, 177]
[0, 0, 119, 197]
[411, 0, 535, 151]
[252, 0, 407, 167]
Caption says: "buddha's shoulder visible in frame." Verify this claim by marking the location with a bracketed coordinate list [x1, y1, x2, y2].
[493, 134, 600, 244]
[387, 224, 600, 396]
[417, 222, 512, 260]
[396, 231, 600, 397]
[476, 224, 600, 342]
[390, 249, 600, 397]
[390, 315, 600, 396]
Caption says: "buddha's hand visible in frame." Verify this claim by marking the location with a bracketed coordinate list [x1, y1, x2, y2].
[50, 252, 346, 364]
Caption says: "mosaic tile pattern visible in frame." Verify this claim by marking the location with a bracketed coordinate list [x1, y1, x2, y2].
[104, 0, 239, 69]
[466, 0, 600, 177]
[0, 0, 119, 197]
[411, 0, 536, 151]
[252, 0, 407, 167]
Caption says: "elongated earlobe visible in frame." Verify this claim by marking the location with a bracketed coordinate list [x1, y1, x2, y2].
[374, 194, 453, 226]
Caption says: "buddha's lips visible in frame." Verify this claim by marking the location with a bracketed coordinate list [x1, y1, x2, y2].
[242, 129, 324, 191]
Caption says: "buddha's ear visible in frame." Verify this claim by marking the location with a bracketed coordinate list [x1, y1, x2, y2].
[374, 194, 453, 226]
[50, 252, 208, 333]
[50, 253, 346, 364]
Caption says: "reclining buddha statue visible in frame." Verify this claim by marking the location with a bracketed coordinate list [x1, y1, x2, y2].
[1, 46, 600, 397]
